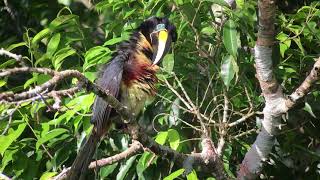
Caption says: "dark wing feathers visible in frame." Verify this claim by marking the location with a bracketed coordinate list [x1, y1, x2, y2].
[91, 57, 124, 135]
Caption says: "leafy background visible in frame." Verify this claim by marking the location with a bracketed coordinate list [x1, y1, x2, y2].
[1, 0, 320, 179]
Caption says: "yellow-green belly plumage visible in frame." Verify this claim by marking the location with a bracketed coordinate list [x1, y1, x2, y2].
[120, 81, 154, 116]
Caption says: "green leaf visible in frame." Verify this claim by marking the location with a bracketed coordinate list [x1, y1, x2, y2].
[163, 168, 185, 180]
[276, 32, 291, 58]
[207, 178, 217, 180]
[221, 55, 237, 88]
[180, 3, 200, 28]
[32, 28, 51, 46]
[103, 37, 123, 46]
[0, 80, 6, 87]
[187, 170, 198, 180]
[84, 46, 111, 71]
[223, 144, 235, 177]
[116, 155, 137, 180]
[123, 9, 136, 19]
[201, 26, 216, 36]
[162, 54, 174, 72]
[66, 93, 95, 112]
[47, 33, 61, 57]
[223, 20, 238, 57]
[155, 131, 168, 145]
[40, 172, 57, 180]
[236, 0, 244, 8]
[136, 152, 154, 179]
[293, 37, 305, 55]
[304, 102, 316, 118]
[100, 163, 118, 178]
[6, 42, 27, 51]
[168, 129, 180, 150]
[37, 74, 52, 85]
[1, 149, 18, 171]
[52, 47, 76, 70]
[84, 72, 97, 82]
[36, 128, 68, 150]
[0, 123, 27, 156]
[49, 14, 78, 30]
[0, 59, 16, 68]
[24, 74, 38, 89]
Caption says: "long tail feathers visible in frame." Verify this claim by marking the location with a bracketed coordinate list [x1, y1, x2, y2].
[68, 134, 100, 180]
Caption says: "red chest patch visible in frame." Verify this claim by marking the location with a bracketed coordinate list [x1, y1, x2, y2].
[122, 52, 158, 87]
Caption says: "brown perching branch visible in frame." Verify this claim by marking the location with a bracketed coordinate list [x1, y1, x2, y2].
[53, 141, 143, 180]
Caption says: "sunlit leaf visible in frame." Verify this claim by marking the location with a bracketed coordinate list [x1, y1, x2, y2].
[155, 131, 168, 145]
[0, 148, 18, 171]
[49, 14, 78, 30]
[47, 33, 61, 57]
[0, 80, 6, 87]
[162, 54, 174, 72]
[84, 46, 111, 71]
[24, 74, 38, 89]
[0, 123, 27, 156]
[6, 42, 27, 51]
[168, 129, 180, 150]
[304, 102, 316, 118]
[163, 169, 185, 180]
[187, 170, 198, 180]
[221, 55, 237, 88]
[36, 128, 68, 150]
[137, 152, 154, 179]
[52, 46, 76, 70]
[32, 28, 51, 46]
[223, 20, 238, 57]
[104, 37, 123, 46]
[40, 172, 57, 180]
[116, 155, 137, 180]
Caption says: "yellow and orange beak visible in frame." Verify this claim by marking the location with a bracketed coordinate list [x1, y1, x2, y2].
[152, 30, 169, 65]
[152, 24, 171, 65]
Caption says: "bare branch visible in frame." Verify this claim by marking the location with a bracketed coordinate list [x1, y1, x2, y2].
[228, 112, 256, 127]
[0, 67, 132, 121]
[53, 141, 143, 180]
[0, 48, 22, 62]
[1, 104, 20, 135]
[286, 58, 320, 108]
[217, 91, 229, 155]
[0, 172, 12, 180]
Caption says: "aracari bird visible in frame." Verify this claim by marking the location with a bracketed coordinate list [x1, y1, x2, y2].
[68, 17, 177, 179]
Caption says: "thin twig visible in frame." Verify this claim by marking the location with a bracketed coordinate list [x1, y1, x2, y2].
[228, 112, 256, 127]
[1, 104, 20, 135]
[217, 90, 229, 155]
[53, 141, 143, 180]
[0, 172, 12, 180]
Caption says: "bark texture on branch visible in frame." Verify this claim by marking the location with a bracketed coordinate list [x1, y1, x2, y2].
[238, 0, 320, 179]
[53, 141, 143, 180]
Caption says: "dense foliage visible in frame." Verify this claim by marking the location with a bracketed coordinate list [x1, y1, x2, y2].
[1, 0, 320, 179]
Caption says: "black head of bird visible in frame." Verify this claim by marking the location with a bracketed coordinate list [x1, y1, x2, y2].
[138, 17, 177, 65]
